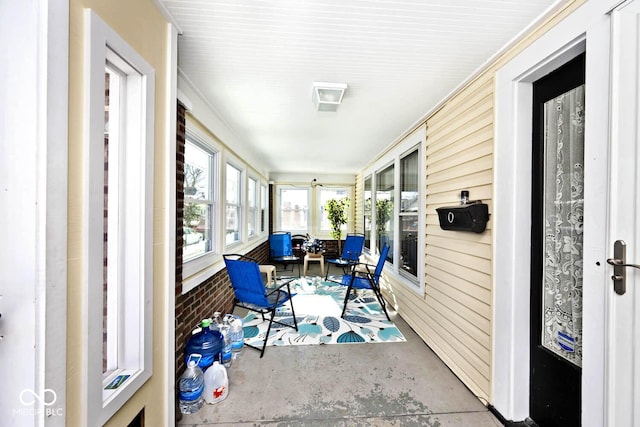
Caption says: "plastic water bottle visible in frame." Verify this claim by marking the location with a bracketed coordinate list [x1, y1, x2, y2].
[219, 320, 232, 368]
[228, 315, 244, 358]
[209, 312, 231, 367]
[185, 319, 223, 370]
[178, 355, 205, 414]
[203, 361, 229, 404]
[212, 311, 222, 330]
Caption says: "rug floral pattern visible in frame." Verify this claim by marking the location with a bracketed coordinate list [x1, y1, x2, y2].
[241, 278, 406, 347]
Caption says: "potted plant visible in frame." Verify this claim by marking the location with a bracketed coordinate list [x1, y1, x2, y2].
[325, 197, 350, 255]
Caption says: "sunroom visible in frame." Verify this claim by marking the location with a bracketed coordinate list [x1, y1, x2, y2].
[5, 0, 640, 426]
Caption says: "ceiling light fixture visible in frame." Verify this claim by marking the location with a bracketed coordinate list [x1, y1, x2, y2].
[312, 82, 347, 112]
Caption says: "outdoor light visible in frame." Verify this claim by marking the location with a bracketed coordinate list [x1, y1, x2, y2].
[312, 82, 348, 112]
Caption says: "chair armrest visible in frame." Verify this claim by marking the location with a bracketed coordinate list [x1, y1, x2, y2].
[350, 262, 376, 277]
[265, 277, 296, 296]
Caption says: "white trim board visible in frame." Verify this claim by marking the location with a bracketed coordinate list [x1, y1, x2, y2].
[493, 0, 616, 424]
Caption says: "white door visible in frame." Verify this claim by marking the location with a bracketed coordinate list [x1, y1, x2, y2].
[607, 1, 640, 425]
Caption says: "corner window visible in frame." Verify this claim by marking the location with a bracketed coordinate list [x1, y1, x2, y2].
[278, 187, 309, 231]
[226, 163, 242, 245]
[319, 188, 350, 232]
[85, 10, 154, 424]
[184, 137, 215, 260]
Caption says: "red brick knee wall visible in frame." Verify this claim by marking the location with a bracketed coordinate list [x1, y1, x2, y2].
[174, 242, 270, 376]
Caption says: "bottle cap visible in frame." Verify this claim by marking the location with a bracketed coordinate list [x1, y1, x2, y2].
[201, 318, 211, 328]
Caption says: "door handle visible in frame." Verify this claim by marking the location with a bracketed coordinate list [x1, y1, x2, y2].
[606, 240, 640, 295]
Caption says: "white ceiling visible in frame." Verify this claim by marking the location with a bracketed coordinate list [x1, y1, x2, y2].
[161, 0, 560, 177]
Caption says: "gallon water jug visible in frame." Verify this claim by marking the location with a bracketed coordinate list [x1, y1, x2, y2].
[185, 319, 223, 370]
[203, 361, 229, 404]
[178, 355, 205, 414]
[228, 315, 244, 358]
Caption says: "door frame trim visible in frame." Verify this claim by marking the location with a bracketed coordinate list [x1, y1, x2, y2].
[606, 2, 640, 425]
[493, 1, 615, 423]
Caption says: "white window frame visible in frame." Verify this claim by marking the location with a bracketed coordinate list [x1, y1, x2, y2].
[276, 186, 311, 232]
[84, 10, 154, 425]
[225, 160, 243, 247]
[247, 175, 258, 238]
[398, 147, 420, 281]
[260, 182, 268, 235]
[318, 186, 352, 234]
[363, 126, 425, 295]
[375, 162, 396, 264]
[181, 124, 222, 286]
[363, 175, 373, 252]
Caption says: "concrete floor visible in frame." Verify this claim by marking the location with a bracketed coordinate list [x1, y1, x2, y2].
[178, 264, 502, 427]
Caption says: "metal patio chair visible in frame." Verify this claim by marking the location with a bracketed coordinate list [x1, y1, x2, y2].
[223, 253, 298, 357]
[339, 243, 391, 321]
[269, 231, 301, 276]
[325, 233, 365, 280]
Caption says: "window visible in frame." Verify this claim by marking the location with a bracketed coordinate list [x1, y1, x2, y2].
[247, 177, 257, 237]
[260, 184, 267, 233]
[363, 176, 372, 251]
[376, 165, 395, 263]
[319, 188, 350, 232]
[363, 129, 423, 293]
[278, 187, 309, 231]
[226, 163, 242, 244]
[184, 137, 215, 261]
[85, 10, 154, 425]
[400, 150, 419, 277]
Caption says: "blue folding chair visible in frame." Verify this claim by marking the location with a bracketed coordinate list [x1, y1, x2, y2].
[325, 233, 365, 280]
[339, 243, 391, 321]
[269, 231, 301, 276]
[223, 254, 298, 357]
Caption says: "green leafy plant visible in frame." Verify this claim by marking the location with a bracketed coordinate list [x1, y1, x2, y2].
[376, 198, 393, 236]
[325, 197, 350, 254]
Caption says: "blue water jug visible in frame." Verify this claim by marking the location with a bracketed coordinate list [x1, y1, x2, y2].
[185, 319, 223, 370]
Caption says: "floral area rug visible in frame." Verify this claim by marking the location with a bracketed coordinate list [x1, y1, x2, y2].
[241, 278, 406, 347]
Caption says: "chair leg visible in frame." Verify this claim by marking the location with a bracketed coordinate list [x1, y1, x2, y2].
[242, 286, 299, 358]
[341, 285, 353, 318]
[260, 312, 277, 358]
[287, 289, 299, 332]
[371, 285, 391, 321]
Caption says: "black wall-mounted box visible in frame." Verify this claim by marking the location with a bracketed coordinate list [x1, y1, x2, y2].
[436, 202, 490, 233]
